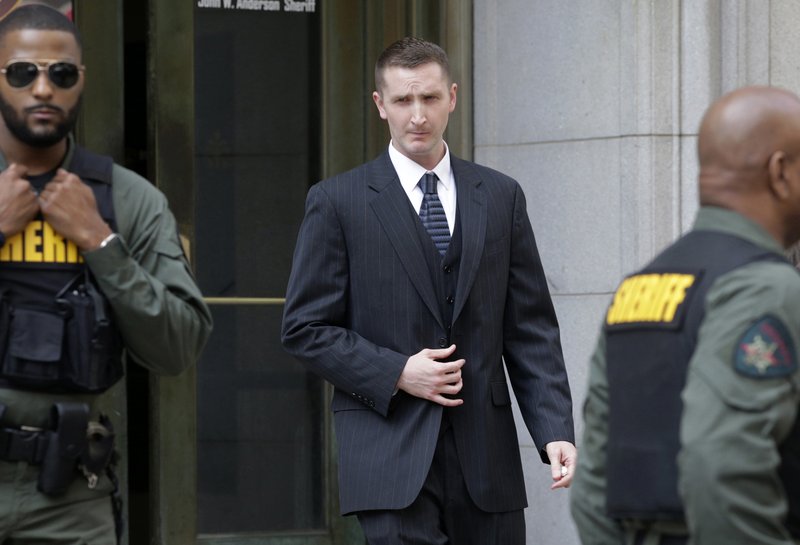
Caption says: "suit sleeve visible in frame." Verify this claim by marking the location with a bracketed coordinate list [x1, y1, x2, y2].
[570, 334, 626, 544]
[502, 183, 575, 455]
[281, 183, 407, 417]
[678, 263, 800, 544]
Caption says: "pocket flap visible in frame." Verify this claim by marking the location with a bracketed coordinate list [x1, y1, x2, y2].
[490, 380, 511, 406]
[9, 309, 63, 362]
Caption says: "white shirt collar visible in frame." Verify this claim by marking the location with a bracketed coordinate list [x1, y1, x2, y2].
[388, 140, 453, 192]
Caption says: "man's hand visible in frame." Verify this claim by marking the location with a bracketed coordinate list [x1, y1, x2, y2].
[396, 344, 465, 407]
[545, 440, 577, 490]
[39, 169, 112, 251]
[0, 163, 39, 237]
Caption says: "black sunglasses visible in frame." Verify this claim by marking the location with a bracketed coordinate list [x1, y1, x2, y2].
[0, 60, 84, 89]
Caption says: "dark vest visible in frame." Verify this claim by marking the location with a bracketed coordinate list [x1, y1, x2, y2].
[0, 146, 123, 393]
[414, 206, 462, 348]
[604, 230, 800, 532]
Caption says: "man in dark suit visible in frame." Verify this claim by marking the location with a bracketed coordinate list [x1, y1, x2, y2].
[282, 37, 576, 545]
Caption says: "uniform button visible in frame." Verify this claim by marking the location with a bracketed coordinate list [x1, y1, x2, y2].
[443, 265, 452, 273]
[446, 295, 454, 304]
[438, 337, 448, 347]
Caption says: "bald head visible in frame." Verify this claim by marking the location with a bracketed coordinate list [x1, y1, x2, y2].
[697, 86, 800, 247]
[698, 86, 800, 198]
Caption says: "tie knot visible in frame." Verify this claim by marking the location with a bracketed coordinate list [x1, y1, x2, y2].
[420, 172, 438, 195]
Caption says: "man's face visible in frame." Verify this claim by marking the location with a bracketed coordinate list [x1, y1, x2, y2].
[0, 29, 82, 148]
[372, 62, 457, 170]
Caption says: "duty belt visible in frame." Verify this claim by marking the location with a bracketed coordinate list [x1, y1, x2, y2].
[0, 401, 124, 543]
[622, 519, 689, 545]
[0, 402, 116, 496]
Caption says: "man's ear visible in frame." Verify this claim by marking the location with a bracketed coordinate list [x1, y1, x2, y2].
[768, 150, 791, 199]
[372, 90, 387, 120]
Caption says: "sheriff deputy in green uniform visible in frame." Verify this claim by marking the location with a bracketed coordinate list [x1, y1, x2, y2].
[0, 5, 212, 544]
[571, 85, 800, 545]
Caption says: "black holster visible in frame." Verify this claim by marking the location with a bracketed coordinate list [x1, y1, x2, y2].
[37, 402, 89, 496]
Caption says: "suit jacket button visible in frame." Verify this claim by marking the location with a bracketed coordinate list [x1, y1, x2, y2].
[438, 338, 447, 347]
[446, 295, 454, 304]
[443, 265, 452, 273]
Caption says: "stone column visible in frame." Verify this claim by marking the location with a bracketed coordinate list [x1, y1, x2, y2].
[473, 1, 782, 543]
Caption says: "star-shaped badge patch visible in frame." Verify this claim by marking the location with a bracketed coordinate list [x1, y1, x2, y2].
[734, 315, 797, 379]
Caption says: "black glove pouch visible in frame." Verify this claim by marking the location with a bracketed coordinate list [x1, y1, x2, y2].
[2, 308, 64, 387]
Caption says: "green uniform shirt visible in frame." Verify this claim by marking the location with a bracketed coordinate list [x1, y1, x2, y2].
[0, 137, 213, 428]
[571, 206, 800, 545]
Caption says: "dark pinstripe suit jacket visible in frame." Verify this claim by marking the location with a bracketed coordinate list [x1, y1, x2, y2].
[281, 151, 574, 515]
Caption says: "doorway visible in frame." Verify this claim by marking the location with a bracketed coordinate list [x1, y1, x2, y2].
[76, 1, 472, 543]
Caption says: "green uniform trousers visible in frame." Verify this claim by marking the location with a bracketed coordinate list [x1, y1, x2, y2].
[0, 460, 115, 544]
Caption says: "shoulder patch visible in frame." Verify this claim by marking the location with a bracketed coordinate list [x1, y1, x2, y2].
[734, 315, 798, 379]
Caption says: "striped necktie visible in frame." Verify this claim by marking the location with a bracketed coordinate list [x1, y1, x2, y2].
[418, 172, 450, 256]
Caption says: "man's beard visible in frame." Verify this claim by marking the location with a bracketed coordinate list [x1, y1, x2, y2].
[0, 94, 81, 148]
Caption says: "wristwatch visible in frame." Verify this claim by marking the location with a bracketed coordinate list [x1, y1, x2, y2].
[98, 232, 118, 249]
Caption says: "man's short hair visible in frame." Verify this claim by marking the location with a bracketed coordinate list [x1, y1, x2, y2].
[375, 36, 450, 92]
[0, 4, 81, 54]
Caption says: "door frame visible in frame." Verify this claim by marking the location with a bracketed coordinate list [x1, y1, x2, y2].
[75, 1, 473, 543]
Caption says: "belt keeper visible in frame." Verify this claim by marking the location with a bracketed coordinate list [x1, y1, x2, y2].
[3, 428, 48, 463]
[0, 429, 10, 458]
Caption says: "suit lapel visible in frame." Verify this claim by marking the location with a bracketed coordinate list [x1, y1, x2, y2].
[451, 157, 487, 324]
[368, 153, 445, 328]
